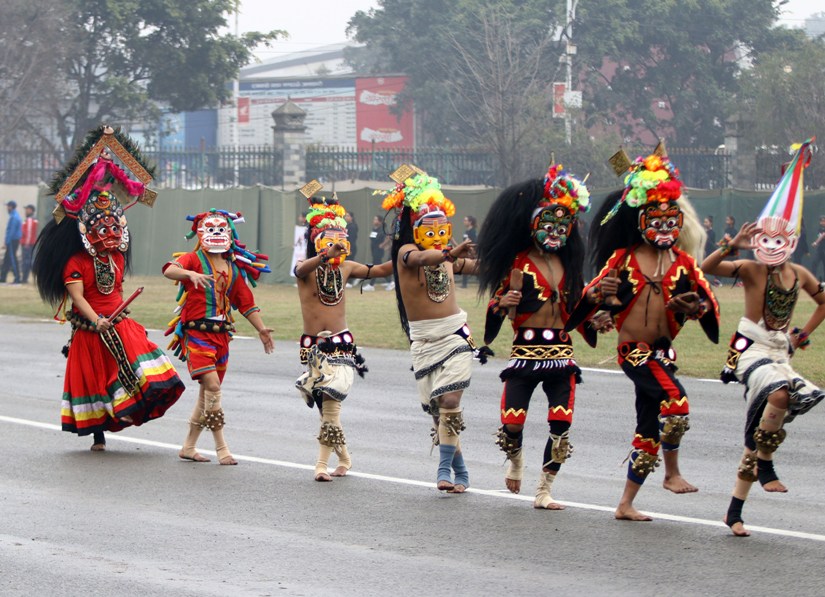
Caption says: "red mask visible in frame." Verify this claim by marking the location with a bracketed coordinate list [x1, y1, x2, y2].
[639, 202, 683, 250]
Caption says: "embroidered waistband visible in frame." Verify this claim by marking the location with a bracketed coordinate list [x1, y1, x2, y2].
[66, 309, 130, 331]
[618, 339, 676, 367]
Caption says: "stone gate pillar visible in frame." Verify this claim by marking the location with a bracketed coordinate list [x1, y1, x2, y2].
[272, 99, 308, 188]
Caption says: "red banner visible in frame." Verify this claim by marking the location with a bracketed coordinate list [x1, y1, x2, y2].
[238, 97, 250, 124]
[355, 77, 414, 150]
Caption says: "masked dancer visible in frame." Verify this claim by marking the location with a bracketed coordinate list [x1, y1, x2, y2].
[478, 163, 600, 509]
[294, 181, 393, 481]
[164, 209, 274, 465]
[566, 143, 719, 521]
[382, 165, 480, 493]
[33, 126, 184, 451]
[702, 139, 825, 536]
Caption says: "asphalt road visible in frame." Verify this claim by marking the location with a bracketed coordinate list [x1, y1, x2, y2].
[2, 315, 825, 596]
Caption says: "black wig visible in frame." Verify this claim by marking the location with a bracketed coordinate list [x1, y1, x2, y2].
[390, 205, 414, 339]
[32, 217, 132, 308]
[588, 189, 643, 272]
[477, 178, 586, 313]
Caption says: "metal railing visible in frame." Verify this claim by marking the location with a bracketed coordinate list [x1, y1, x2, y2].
[305, 146, 497, 186]
[7, 144, 823, 191]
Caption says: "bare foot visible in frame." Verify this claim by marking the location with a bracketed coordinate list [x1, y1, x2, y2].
[615, 505, 653, 521]
[505, 477, 521, 494]
[663, 474, 698, 494]
[724, 516, 751, 537]
[437, 480, 455, 491]
[219, 455, 238, 465]
[179, 450, 210, 463]
[315, 472, 332, 482]
[330, 466, 349, 477]
[90, 443, 106, 452]
[762, 479, 788, 493]
[448, 484, 467, 494]
[534, 500, 565, 511]
[119, 415, 134, 424]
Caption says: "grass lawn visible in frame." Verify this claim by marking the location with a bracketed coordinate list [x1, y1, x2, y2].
[1, 277, 821, 386]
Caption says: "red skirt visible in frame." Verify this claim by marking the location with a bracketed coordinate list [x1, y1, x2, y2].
[61, 318, 185, 435]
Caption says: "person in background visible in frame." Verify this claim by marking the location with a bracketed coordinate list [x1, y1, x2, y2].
[344, 212, 359, 262]
[290, 212, 308, 279]
[2, 200, 22, 284]
[704, 216, 721, 287]
[812, 215, 825, 281]
[364, 214, 389, 291]
[792, 217, 809, 267]
[460, 215, 477, 288]
[20, 204, 38, 284]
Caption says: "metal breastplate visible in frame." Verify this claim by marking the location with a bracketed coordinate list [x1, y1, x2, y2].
[763, 269, 798, 331]
[424, 264, 451, 303]
[93, 255, 116, 294]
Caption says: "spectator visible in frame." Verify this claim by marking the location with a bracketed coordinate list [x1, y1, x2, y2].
[291, 212, 308, 279]
[704, 216, 721, 287]
[1, 200, 22, 284]
[793, 216, 809, 267]
[460, 215, 477, 288]
[344, 212, 359, 261]
[812, 215, 825, 281]
[364, 214, 390, 290]
[20, 204, 38, 284]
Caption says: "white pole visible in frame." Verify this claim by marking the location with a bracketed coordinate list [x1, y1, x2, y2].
[565, 0, 574, 145]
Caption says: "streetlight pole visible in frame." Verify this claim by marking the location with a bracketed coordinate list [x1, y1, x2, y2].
[564, 0, 578, 145]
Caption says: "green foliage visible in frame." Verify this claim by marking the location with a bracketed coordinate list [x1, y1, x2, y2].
[738, 36, 825, 147]
[29, 0, 283, 153]
[571, 0, 783, 147]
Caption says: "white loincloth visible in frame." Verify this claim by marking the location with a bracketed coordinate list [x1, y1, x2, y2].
[409, 310, 474, 414]
[734, 317, 824, 425]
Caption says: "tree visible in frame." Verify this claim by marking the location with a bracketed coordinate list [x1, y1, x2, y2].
[574, 0, 783, 147]
[17, 0, 283, 155]
[739, 36, 825, 148]
[349, 0, 588, 186]
[0, 0, 69, 150]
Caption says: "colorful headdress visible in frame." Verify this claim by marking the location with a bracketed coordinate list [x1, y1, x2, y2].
[602, 140, 683, 224]
[183, 208, 271, 284]
[300, 180, 347, 241]
[378, 164, 456, 224]
[49, 125, 157, 225]
[539, 163, 591, 216]
[758, 137, 814, 236]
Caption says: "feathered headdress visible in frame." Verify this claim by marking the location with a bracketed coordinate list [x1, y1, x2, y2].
[49, 125, 157, 224]
[540, 163, 591, 216]
[602, 140, 683, 224]
[377, 164, 456, 224]
[184, 208, 271, 284]
[300, 180, 347, 241]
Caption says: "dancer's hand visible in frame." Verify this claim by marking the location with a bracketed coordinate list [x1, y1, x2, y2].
[667, 291, 701, 314]
[499, 289, 521, 308]
[731, 222, 759, 250]
[449, 239, 475, 259]
[589, 311, 615, 333]
[259, 328, 275, 353]
[95, 316, 113, 332]
[188, 271, 214, 289]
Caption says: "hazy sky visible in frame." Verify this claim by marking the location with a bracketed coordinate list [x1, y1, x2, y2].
[235, 0, 818, 59]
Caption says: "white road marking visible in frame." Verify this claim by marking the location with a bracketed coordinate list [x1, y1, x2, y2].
[3, 413, 822, 543]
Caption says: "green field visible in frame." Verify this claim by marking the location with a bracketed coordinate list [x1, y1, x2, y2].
[1, 277, 822, 386]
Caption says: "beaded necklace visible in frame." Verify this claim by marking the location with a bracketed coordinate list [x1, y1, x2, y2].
[764, 266, 798, 331]
[93, 254, 116, 294]
[423, 263, 451, 303]
[316, 264, 344, 306]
